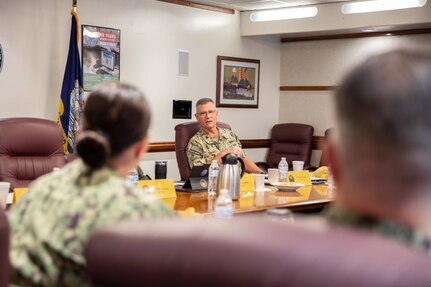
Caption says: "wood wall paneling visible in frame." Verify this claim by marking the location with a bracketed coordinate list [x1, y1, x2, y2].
[280, 86, 337, 91]
[158, 0, 235, 14]
[281, 28, 431, 43]
[147, 136, 324, 153]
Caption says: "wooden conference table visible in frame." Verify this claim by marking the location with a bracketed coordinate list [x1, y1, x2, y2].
[8, 183, 334, 215]
[169, 184, 335, 216]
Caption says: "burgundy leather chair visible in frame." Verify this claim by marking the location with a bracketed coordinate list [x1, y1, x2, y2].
[174, 121, 231, 181]
[85, 217, 431, 287]
[319, 128, 334, 167]
[259, 123, 314, 171]
[0, 118, 67, 190]
[0, 208, 10, 287]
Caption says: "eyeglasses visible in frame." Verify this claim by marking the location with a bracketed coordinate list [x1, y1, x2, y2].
[196, 109, 217, 117]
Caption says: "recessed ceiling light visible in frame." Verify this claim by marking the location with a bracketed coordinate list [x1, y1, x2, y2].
[342, 0, 427, 14]
[250, 6, 318, 22]
[386, 33, 392, 36]
[362, 28, 378, 32]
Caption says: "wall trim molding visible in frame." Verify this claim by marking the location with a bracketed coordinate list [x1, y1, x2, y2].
[280, 86, 337, 91]
[148, 136, 324, 153]
[281, 28, 431, 43]
[158, 0, 235, 14]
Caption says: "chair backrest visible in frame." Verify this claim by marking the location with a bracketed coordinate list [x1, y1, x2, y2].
[0, 208, 10, 287]
[267, 123, 314, 169]
[85, 217, 431, 287]
[319, 128, 334, 167]
[0, 118, 67, 190]
[174, 121, 231, 181]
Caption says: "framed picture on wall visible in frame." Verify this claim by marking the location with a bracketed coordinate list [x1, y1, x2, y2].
[82, 25, 120, 91]
[216, 56, 260, 108]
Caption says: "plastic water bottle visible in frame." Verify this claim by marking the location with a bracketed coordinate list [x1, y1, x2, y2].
[278, 157, 289, 183]
[215, 189, 233, 219]
[208, 160, 219, 197]
[126, 168, 139, 185]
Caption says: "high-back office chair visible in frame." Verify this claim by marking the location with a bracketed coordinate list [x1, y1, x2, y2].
[0, 208, 10, 287]
[0, 118, 67, 190]
[85, 218, 431, 287]
[174, 121, 231, 181]
[319, 128, 334, 167]
[259, 123, 314, 171]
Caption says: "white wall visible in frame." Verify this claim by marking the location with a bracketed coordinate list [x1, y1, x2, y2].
[279, 33, 431, 166]
[0, 0, 280, 180]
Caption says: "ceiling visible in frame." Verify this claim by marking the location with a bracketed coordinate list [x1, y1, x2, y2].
[179, 0, 431, 39]
[190, 0, 353, 11]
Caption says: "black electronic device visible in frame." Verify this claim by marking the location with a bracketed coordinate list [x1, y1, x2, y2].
[176, 164, 210, 192]
[172, 100, 192, 119]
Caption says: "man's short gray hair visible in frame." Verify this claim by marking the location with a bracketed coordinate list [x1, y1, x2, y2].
[196, 98, 214, 108]
[336, 50, 431, 158]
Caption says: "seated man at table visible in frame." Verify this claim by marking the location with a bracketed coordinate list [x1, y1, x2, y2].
[326, 49, 431, 251]
[187, 98, 262, 173]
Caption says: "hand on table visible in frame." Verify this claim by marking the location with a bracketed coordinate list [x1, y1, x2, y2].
[223, 146, 244, 158]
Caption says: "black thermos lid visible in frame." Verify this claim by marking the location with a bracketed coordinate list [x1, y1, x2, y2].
[222, 153, 238, 165]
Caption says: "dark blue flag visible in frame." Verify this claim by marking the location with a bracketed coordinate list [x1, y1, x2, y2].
[57, 11, 84, 154]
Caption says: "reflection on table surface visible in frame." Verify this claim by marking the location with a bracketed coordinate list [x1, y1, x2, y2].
[167, 184, 335, 216]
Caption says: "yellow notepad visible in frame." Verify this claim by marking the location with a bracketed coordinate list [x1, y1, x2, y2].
[288, 171, 312, 185]
[138, 179, 177, 199]
[240, 173, 255, 192]
[13, 188, 29, 204]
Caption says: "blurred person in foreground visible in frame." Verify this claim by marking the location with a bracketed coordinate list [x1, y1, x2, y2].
[326, 50, 431, 252]
[8, 82, 175, 286]
[187, 97, 262, 173]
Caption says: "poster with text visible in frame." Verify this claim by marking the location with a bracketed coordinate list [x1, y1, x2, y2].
[82, 25, 120, 91]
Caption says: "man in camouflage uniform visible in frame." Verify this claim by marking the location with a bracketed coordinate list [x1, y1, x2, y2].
[8, 158, 174, 286]
[325, 50, 431, 252]
[186, 98, 262, 173]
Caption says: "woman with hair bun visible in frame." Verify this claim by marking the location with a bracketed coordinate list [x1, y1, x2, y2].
[8, 82, 174, 286]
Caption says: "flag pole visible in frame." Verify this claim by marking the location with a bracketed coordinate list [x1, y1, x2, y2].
[58, 0, 84, 154]
[71, 0, 80, 43]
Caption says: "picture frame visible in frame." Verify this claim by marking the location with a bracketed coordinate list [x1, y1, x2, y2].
[81, 25, 120, 91]
[216, 56, 260, 108]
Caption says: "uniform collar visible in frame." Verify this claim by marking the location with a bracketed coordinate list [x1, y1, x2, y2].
[75, 159, 122, 186]
[325, 206, 431, 253]
[198, 127, 227, 142]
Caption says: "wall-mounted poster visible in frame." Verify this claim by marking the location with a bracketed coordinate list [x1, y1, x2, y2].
[82, 25, 120, 91]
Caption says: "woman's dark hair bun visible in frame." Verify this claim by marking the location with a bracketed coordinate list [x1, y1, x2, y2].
[76, 131, 111, 170]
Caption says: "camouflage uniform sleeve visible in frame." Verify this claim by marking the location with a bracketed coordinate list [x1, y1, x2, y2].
[103, 186, 176, 221]
[231, 130, 242, 148]
[229, 129, 247, 158]
[186, 137, 207, 167]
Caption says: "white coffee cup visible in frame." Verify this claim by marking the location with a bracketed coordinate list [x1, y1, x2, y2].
[0, 182, 10, 209]
[253, 174, 266, 191]
[267, 168, 279, 185]
[292, 161, 305, 171]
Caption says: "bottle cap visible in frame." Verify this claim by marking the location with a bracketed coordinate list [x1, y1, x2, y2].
[212, 160, 218, 164]
[265, 208, 292, 216]
[281, 157, 286, 160]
